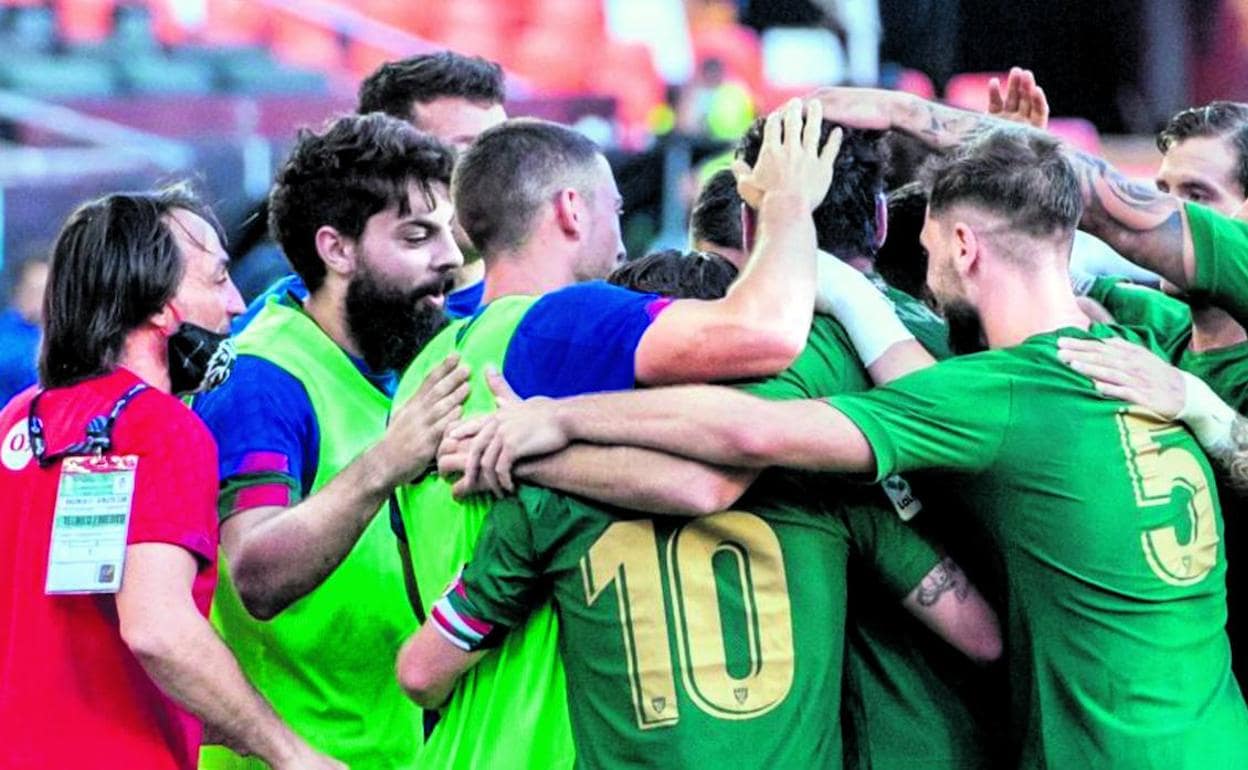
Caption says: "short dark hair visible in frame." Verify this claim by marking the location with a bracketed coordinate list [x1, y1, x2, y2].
[923, 128, 1081, 238]
[357, 51, 505, 122]
[689, 168, 743, 253]
[40, 185, 223, 388]
[607, 249, 737, 300]
[874, 182, 929, 300]
[1157, 101, 1248, 197]
[452, 118, 602, 255]
[738, 119, 885, 259]
[268, 112, 454, 292]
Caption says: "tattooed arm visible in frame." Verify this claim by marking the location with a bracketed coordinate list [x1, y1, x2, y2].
[811, 87, 1197, 288]
[902, 556, 1002, 664]
[1058, 335, 1248, 494]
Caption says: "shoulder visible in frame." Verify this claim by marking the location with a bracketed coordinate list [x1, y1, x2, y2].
[521, 281, 659, 332]
[119, 387, 217, 460]
[193, 354, 313, 424]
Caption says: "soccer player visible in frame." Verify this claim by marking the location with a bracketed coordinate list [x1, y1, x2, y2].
[193, 115, 470, 770]
[391, 100, 839, 769]
[395, 484, 999, 769]
[448, 128, 1248, 769]
[238, 51, 507, 328]
[0, 188, 339, 770]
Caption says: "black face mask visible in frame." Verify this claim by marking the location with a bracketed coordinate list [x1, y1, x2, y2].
[168, 322, 236, 395]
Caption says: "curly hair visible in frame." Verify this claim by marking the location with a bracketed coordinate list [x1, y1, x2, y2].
[737, 118, 885, 259]
[1157, 101, 1248, 198]
[357, 51, 505, 121]
[268, 112, 454, 292]
[607, 249, 738, 300]
[923, 128, 1081, 238]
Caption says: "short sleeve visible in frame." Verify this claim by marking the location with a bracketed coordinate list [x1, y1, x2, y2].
[192, 354, 319, 519]
[428, 490, 559, 651]
[1188, 200, 1248, 327]
[827, 353, 1013, 481]
[118, 394, 219, 565]
[1087, 277, 1192, 361]
[503, 281, 662, 398]
[842, 502, 943, 600]
[742, 317, 863, 401]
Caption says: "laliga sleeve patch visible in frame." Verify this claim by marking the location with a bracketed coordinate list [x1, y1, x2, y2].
[2, 419, 33, 471]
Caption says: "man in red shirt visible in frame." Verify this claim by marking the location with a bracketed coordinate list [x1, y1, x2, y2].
[0, 187, 341, 770]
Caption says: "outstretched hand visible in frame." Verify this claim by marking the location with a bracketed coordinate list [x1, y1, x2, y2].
[1056, 336, 1184, 417]
[732, 98, 842, 212]
[437, 368, 571, 498]
[987, 67, 1049, 130]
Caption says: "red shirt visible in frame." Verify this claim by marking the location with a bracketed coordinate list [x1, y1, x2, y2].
[0, 368, 219, 770]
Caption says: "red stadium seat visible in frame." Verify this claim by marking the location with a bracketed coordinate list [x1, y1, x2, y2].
[54, 0, 114, 43]
[198, 0, 269, 45]
[522, 0, 604, 33]
[347, 39, 396, 82]
[270, 11, 342, 71]
[588, 41, 664, 127]
[944, 71, 1005, 112]
[895, 68, 936, 100]
[507, 26, 595, 92]
[692, 23, 764, 96]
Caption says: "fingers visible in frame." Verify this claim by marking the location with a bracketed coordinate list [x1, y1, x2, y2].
[762, 106, 784, 153]
[781, 97, 803, 151]
[1004, 67, 1022, 114]
[416, 354, 464, 398]
[460, 420, 497, 493]
[1031, 85, 1049, 127]
[819, 126, 844, 175]
[428, 380, 470, 422]
[495, 443, 515, 495]
[987, 77, 1005, 115]
[486, 366, 519, 406]
[449, 415, 488, 441]
[800, 98, 824, 156]
[478, 431, 506, 498]
[730, 158, 761, 207]
[1062, 356, 1135, 388]
[438, 447, 466, 477]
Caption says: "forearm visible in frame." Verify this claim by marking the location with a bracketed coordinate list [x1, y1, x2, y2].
[515, 444, 756, 515]
[1200, 414, 1248, 497]
[719, 191, 817, 356]
[132, 608, 304, 764]
[553, 388, 875, 473]
[229, 447, 396, 619]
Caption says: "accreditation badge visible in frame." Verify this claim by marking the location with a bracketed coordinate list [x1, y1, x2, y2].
[45, 455, 137, 594]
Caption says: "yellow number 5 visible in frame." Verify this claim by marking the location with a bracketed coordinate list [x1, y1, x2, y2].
[1118, 411, 1218, 586]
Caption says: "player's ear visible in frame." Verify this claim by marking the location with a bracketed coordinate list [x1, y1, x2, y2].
[316, 225, 356, 278]
[952, 221, 979, 277]
[553, 188, 582, 238]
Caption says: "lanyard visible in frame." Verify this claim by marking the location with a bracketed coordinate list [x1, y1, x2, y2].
[27, 383, 149, 467]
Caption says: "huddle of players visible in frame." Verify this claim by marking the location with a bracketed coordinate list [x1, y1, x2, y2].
[194, 52, 1248, 770]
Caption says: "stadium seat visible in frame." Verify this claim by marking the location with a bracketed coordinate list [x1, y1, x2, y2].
[507, 27, 593, 92]
[523, 0, 604, 38]
[0, 53, 117, 97]
[588, 41, 664, 128]
[1049, 117, 1102, 154]
[691, 23, 764, 96]
[197, 0, 269, 46]
[894, 68, 936, 100]
[944, 71, 1005, 112]
[54, 0, 115, 43]
[269, 11, 343, 71]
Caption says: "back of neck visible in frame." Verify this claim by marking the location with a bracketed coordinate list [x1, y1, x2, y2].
[980, 270, 1090, 349]
[482, 251, 577, 304]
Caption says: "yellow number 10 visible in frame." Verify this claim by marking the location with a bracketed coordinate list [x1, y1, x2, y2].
[581, 511, 795, 730]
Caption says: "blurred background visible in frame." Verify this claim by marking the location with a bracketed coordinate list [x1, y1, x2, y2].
[1, 0, 1246, 381]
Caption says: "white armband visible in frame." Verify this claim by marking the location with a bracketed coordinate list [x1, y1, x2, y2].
[1177, 371, 1239, 455]
[815, 250, 914, 367]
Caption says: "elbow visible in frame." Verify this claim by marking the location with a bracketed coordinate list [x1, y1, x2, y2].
[966, 620, 1004, 666]
[397, 652, 448, 710]
[120, 610, 181, 667]
[671, 471, 750, 516]
[232, 559, 284, 621]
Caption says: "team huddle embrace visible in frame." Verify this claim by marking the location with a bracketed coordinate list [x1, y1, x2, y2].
[3, 52, 1248, 770]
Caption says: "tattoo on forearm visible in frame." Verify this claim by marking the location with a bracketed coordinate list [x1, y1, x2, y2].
[916, 557, 971, 607]
[1069, 154, 1187, 284]
[1209, 415, 1248, 496]
[903, 99, 992, 149]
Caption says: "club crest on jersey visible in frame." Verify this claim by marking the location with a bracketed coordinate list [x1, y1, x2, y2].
[733, 687, 748, 704]
[652, 697, 667, 714]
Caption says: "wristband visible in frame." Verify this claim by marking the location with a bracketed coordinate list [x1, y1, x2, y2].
[1176, 371, 1239, 455]
[815, 250, 914, 367]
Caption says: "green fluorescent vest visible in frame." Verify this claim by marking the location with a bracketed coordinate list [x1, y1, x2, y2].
[200, 298, 421, 770]
[394, 295, 575, 770]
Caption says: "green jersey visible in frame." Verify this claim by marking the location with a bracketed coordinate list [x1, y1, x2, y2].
[746, 311, 1002, 770]
[1088, 274, 1248, 413]
[828, 323, 1248, 768]
[430, 485, 942, 770]
[1189, 200, 1248, 328]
